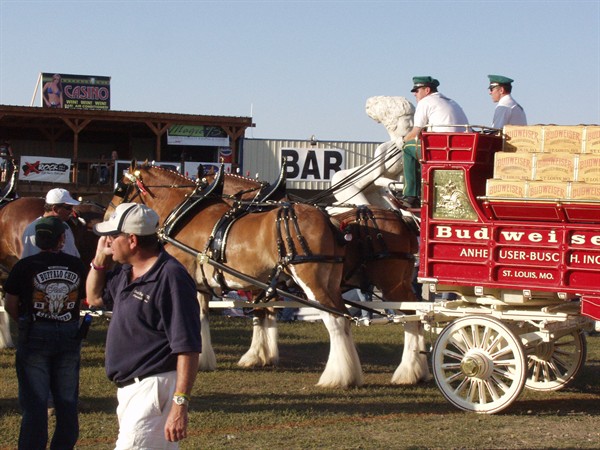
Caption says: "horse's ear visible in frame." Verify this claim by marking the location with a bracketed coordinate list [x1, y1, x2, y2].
[130, 159, 137, 172]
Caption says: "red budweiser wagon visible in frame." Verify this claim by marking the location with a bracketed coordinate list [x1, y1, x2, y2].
[415, 127, 600, 413]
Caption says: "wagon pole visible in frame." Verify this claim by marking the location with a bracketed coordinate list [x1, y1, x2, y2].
[158, 232, 359, 323]
[340, 297, 396, 321]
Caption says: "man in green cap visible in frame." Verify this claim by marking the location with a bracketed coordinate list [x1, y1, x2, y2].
[399, 76, 469, 208]
[488, 74, 527, 129]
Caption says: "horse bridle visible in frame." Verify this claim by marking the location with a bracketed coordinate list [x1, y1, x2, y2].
[108, 171, 147, 211]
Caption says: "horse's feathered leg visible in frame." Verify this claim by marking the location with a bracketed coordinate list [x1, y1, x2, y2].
[391, 321, 431, 384]
[198, 292, 217, 371]
[238, 308, 279, 367]
[317, 313, 363, 388]
[0, 292, 14, 349]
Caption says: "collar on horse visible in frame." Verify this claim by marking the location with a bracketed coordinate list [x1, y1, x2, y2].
[341, 205, 415, 288]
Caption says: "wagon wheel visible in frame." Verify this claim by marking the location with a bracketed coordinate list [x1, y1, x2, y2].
[524, 330, 587, 392]
[432, 316, 527, 414]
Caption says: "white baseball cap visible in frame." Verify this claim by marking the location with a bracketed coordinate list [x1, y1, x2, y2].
[94, 203, 159, 236]
[45, 188, 80, 205]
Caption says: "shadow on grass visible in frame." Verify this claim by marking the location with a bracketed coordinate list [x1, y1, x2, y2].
[196, 384, 455, 416]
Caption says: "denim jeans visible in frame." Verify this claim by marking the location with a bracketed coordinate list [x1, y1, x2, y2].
[16, 320, 81, 450]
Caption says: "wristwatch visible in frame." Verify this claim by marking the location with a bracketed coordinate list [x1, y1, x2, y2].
[172, 394, 190, 406]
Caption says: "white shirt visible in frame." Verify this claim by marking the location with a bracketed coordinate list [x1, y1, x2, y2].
[21, 216, 80, 258]
[414, 92, 469, 132]
[492, 94, 527, 129]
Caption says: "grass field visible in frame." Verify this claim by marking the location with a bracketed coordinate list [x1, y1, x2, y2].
[2, 313, 600, 449]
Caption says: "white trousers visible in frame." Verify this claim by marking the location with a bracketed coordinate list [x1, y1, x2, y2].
[115, 371, 178, 450]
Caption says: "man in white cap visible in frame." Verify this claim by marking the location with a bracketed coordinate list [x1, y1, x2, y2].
[21, 188, 81, 258]
[488, 74, 527, 129]
[86, 203, 201, 449]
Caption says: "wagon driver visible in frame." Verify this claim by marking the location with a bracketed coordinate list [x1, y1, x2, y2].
[399, 76, 469, 208]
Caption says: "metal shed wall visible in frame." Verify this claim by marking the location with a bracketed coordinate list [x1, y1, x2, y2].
[241, 138, 381, 190]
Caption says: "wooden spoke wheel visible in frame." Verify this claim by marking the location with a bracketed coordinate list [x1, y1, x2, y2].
[432, 316, 527, 414]
[524, 330, 587, 392]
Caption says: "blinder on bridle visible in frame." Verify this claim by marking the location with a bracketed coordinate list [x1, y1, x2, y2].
[113, 180, 129, 199]
[109, 171, 145, 210]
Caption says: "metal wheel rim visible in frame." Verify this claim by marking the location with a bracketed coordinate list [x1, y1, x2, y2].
[432, 316, 527, 414]
[525, 330, 587, 392]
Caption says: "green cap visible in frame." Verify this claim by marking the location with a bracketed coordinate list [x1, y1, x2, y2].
[488, 74, 514, 88]
[35, 217, 65, 249]
[411, 76, 440, 92]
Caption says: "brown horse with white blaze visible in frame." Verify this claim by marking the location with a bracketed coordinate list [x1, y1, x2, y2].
[211, 169, 430, 385]
[106, 163, 363, 388]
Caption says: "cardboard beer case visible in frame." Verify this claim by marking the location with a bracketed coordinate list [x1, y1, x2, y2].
[534, 152, 576, 182]
[527, 181, 569, 199]
[503, 125, 543, 153]
[569, 182, 600, 200]
[576, 154, 600, 183]
[486, 179, 528, 198]
[493, 152, 535, 180]
[583, 126, 600, 154]
[542, 125, 585, 153]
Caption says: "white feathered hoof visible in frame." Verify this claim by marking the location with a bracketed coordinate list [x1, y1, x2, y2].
[390, 321, 432, 384]
[316, 314, 364, 388]
[198, 322, 217, 371]
[238, 314, 279, 368]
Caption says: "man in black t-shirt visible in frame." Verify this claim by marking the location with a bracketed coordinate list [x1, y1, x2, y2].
[4, 216, 86, 450]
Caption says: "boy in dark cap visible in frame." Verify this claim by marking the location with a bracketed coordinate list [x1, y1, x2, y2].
[488, 74, 527, 129]
[4, 216, 87, 450]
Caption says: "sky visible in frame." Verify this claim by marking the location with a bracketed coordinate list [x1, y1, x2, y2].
[0, 0, 599, 143]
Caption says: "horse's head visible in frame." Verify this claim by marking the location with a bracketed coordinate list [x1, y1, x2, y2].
[106, 160, 197, 220]
[365, 96, 415, 140]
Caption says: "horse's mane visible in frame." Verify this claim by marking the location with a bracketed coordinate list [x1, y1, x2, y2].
[138, 162, 263, 188]
[138, 162, 196, 184]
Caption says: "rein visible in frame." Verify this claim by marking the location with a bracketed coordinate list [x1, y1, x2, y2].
[159, 233, 354, 321]
[305, 143, 403, 204]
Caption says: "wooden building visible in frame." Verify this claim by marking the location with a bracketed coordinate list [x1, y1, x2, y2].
[0, 105, 253, 202]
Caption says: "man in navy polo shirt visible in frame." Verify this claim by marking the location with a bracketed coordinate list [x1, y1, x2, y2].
[86, 203, 201, 449]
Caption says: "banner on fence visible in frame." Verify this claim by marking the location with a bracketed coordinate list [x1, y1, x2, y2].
[167, 125, 230, 147]
[19, 156, 71, 183]
[280, 147, 345, 181]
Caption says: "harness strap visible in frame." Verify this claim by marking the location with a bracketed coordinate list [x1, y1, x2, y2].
[159, 234, 354, 321]
[162, 168, 225, 237]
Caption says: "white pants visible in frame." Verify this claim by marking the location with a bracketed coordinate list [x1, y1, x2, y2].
[115, 371, 178, 450]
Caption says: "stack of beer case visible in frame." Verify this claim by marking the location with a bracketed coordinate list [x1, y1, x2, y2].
[486, 125, 600, 200]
